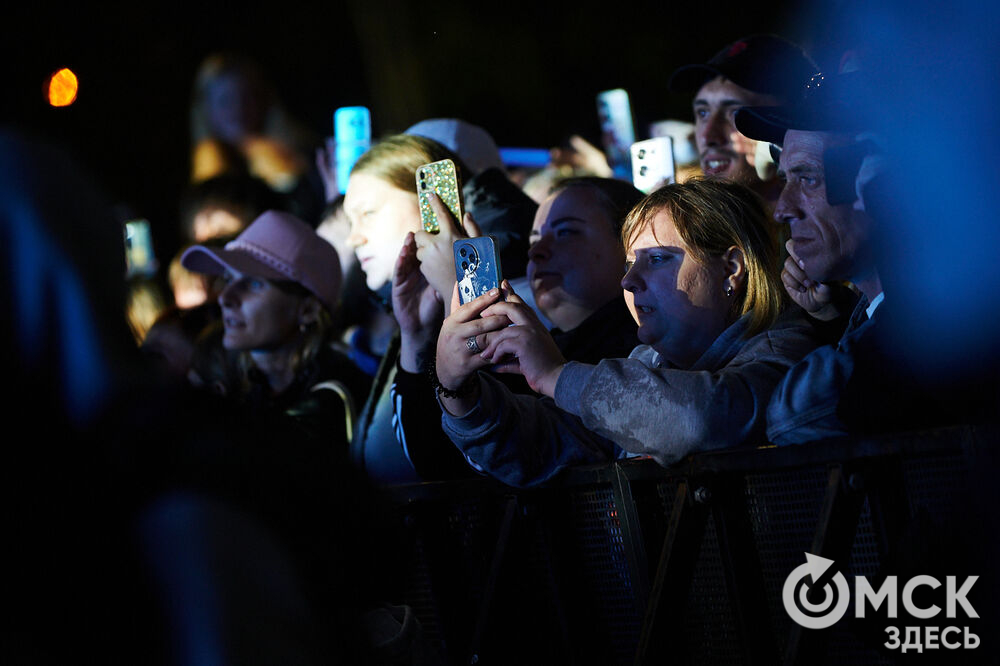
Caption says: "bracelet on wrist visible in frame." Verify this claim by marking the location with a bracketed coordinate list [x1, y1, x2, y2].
[427, 361, 478, 399]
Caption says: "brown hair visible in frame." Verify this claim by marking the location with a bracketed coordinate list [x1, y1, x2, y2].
[548, 176, 645, 236]
[621, 178, 785, 336]
[349, 134, 469, 194]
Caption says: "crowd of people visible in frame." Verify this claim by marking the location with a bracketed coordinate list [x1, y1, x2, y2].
[6, 15, 998, 664]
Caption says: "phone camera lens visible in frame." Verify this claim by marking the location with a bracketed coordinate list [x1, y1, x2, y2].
[639, 166, 648, 176]
[460, 248, 467, 257]
[461, 261, 468, 270]
[637, 149, 646, 159]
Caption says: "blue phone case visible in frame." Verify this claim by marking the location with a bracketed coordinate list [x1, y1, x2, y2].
[454, 237, 503, 305]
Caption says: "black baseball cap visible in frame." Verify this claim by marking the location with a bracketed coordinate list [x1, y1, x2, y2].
[734, 71, 870, 145]
[668, 34, 820, 102]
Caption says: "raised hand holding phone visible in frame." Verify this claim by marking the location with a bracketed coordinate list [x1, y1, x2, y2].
[413, 191, 481, 313]
[416, 158, 463, 233]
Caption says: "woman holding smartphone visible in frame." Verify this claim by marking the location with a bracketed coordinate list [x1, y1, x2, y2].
[390, 177, 645, 480]
[434, 178, 824, 486]
[341, 133, 533, 483]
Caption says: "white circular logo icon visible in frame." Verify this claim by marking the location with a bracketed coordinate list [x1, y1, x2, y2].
[783, 553, 850, 630]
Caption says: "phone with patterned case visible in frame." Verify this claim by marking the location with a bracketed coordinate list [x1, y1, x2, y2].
[416, 158, 463, 233]
[454, 236, 503, 305]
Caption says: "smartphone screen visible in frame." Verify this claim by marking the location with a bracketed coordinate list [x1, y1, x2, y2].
[596, 88, 636, 181]
[124, 219, 158, 278]
[334, 106, 371, 195]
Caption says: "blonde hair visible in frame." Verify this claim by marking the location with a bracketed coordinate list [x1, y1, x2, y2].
[621, 178, 785, 337]
[349, 134, 468, 194]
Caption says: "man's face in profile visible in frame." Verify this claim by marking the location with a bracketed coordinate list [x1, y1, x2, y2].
[693, 76, 777, 185]
[775, 130, 874, 285]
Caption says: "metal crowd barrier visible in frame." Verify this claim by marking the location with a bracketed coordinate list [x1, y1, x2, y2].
[382, 424, 999, 665]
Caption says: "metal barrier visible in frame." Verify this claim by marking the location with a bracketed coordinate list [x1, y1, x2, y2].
[383, 424, 999, 665]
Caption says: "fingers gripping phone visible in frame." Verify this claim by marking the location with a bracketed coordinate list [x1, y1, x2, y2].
[417, 158, 463, 234]
[454, 237, 502, 305]
[630, 137, 676, 193]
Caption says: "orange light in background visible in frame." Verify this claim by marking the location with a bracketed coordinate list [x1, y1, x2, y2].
[46, 68, 78, 107]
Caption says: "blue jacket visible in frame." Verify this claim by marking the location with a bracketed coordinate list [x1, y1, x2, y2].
[766, 295, 877, 445]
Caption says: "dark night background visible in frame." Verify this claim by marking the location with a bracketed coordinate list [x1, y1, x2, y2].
[3, 1, 836, 264]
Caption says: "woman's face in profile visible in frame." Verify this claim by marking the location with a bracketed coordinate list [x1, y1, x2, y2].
[343, 172, 421, 292]
[216, 272, 305, 351]
[527, 187, 626, 330]
[621, 210, 730, 367]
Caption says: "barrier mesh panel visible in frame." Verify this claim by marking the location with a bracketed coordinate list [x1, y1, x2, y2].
[827, 496, 893, 665]
[397, 507, 448, 660]
[678, 510, 744, 664]
[902, 452, 970, 526]
[745, 467, 828, 660]
[399, 497, 505, 664]
[560, 484, 642, 666]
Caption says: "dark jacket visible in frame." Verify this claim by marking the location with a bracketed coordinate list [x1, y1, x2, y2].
[463, 167, 536, 280]
[246, 344, 372, 448]
[388, 298, 640, 483]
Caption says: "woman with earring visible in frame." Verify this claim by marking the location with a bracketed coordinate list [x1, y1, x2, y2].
[182, 210, 370, 446]
[433, 178, 824, 486]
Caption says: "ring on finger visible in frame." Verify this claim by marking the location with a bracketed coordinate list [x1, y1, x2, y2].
[466, 335, 482, 354]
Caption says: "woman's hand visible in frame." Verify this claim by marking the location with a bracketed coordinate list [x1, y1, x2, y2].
[435, 284, 511, 415]
[392, 232, 444, 372]
[478, 281, 567, 398]
[781, 239, 841, 321]
[414, 191, 482, 311]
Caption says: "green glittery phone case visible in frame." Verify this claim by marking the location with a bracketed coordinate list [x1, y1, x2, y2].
[416, 158, 463, 233]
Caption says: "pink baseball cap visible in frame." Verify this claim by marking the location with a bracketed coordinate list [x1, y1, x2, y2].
[181, 210, 341, 311]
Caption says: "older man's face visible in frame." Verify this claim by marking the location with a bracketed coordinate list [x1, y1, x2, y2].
[693, 76, 777, 185]
[774, 130, 874, 284]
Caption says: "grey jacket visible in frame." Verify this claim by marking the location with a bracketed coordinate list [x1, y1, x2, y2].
[441, 308, 823, 486]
